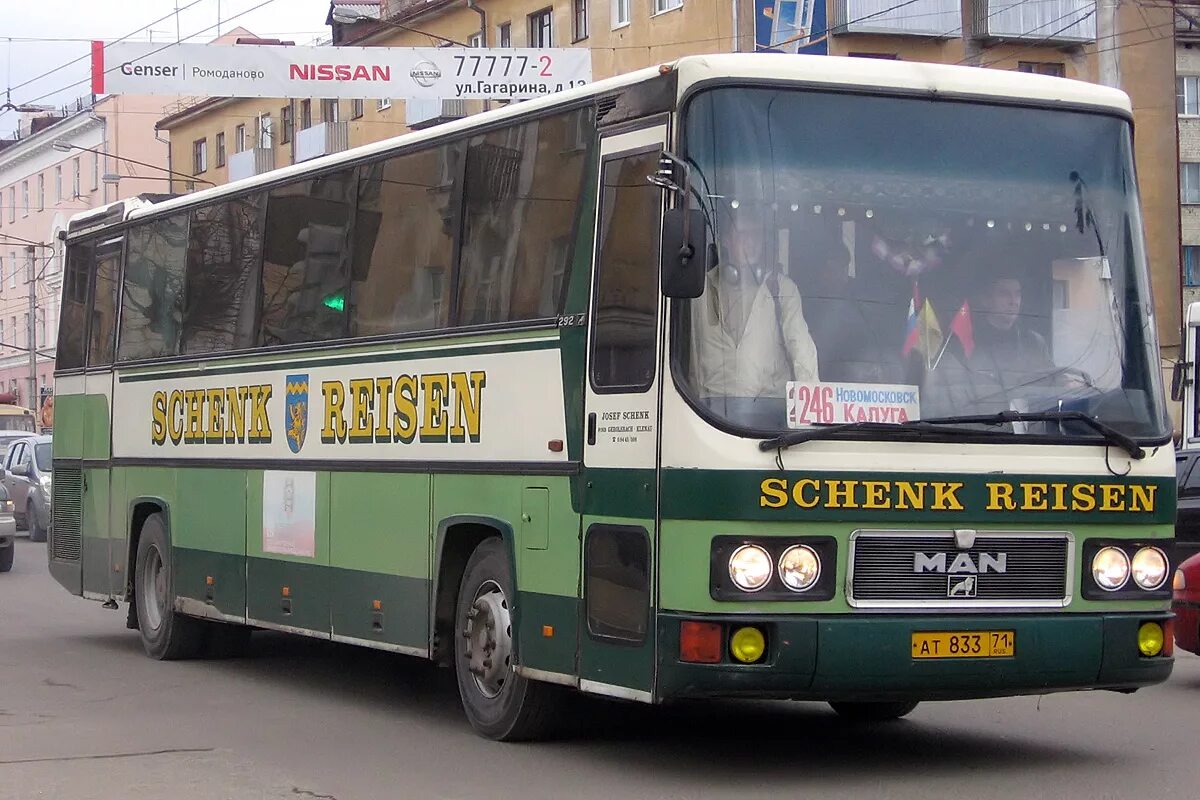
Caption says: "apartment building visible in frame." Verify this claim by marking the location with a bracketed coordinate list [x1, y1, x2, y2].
[0, 93, 172, 414]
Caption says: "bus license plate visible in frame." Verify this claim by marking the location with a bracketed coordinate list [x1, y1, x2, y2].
[911, 631, 1015, 659]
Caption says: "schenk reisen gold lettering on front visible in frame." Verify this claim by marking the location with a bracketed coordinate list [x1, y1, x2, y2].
[759, 477, 1156, 513]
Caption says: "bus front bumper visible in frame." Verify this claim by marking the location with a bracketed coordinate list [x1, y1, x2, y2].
[656, 611, 1173, 702]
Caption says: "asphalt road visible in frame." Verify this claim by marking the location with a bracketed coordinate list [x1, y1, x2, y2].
[1, 536, 1198, 800]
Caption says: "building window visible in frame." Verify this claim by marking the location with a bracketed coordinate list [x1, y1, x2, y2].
[72, 157, 81, 197]
[301, 99, 313, 129]
[216, 132, 227, 167]
[849, 51, 898, 59]
[54, 166, 62, 202]
[352, 98, 364, 119]
[1184, 163, 1200, 204]
[573, 0, 589, 40]
[468, 32, 483, 47]
[21, 181, 28, 217]
[92, 152, 100, 191]
[612, 0, 629, 28]
[1187, 246, 1200, 287]
[235, 124, 246, 153]
[193, 139, 208, 174]
[377, 98, 392, 111]
[653, 0, 681, 13]
[7, 188, 12, 223]
[1180, 76, 1200, 116]
[6, 253, 12, 290]
[259, 113, 273, 148]
[1018, 61, 1065, 77]
[321, 99, 339, 123]
[281, 105, 293, 144]
[498, 22, 512, 46]
[37, 174, 44, 211]
[529, 8, 553, 47]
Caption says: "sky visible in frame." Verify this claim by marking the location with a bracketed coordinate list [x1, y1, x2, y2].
[0, 0, 332, 129]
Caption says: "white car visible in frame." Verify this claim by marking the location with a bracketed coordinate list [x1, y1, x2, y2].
[0, 482, 16, 572]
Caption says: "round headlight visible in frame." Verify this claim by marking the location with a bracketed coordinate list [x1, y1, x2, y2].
[778, 545, 821, 592]
[728, 545, 772, 592]
[1092, 546, 1130, 591]
[1131, 547, 1169, 591]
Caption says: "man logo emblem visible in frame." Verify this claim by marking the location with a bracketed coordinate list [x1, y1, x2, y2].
[285, 374, 309, 454]
[948, 575, 977, 598]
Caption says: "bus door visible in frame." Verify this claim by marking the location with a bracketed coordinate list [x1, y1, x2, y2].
[1182, 301, 1200, 447]
[578, 122, 667, 702]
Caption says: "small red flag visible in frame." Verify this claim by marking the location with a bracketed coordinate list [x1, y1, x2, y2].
[951, 300, 974, 357]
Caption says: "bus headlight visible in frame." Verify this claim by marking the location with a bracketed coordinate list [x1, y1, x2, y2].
[728, 545, 772, 592]
[1131, 547, 1168, 591]
[1091, 546, 1130, 591]
[778, 545, 820, 592]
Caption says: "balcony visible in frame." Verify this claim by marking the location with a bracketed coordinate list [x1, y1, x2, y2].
[227, 147, 275, 182]
[295, 121, 350, 163]
[833, 0, 960, 37]
[973, 0, 1095, 43]
[406, 98, 468, 130]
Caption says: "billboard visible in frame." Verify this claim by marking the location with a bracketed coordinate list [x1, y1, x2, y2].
[754, 0, 829, 54]
[91, 41, 592, 101]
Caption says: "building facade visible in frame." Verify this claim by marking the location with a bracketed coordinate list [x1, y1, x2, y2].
[156, 0, 1179, 362]
[0, 93, 173, 422]
[1180, 12, 1200, 311]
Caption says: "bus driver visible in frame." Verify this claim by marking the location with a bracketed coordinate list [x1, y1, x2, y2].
[689, 208, 819, 429]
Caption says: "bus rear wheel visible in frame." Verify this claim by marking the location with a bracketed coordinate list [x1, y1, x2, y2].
[453, 538, 558, 741]
[829, 700, 920, 721]
[133, 513, 206, 660]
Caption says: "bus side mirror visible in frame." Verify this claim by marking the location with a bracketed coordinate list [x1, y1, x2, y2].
[1171, 359, 1189, 403]
[661, 208, 711, 299]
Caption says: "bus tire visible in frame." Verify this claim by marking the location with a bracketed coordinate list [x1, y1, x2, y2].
[27, 502, 46, 543]
[133, 513, 206, 660]
[453, 537, 558, 741]
[828, 700, 920, 721]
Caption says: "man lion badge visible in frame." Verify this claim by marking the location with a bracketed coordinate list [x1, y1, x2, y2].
[285, 374, 309, 454]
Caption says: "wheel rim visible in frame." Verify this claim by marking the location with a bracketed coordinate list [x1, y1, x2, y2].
[141, 544, 167, 631]
[463, 579, 514, 699]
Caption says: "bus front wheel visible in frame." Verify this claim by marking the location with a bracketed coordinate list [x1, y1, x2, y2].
[133, 513, 206, 660]
[829, 700, 920, 721]
[453, 538, 558, 741]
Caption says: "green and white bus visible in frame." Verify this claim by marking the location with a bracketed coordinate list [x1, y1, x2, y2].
[50, 54, 1176, 740]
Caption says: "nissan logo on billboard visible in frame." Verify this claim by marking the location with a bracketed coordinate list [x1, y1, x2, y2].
[409, 60, 442, 88]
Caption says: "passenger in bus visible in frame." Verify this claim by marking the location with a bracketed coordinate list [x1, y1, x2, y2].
[794, 226, 906, 385]
[923, 266, 1058, 417]
[689, 208, 819, 429]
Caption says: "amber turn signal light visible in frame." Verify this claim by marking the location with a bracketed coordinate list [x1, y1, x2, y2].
[680, 621, 723, 664]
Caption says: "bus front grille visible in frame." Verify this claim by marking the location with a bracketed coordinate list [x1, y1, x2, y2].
[50, 465, 83, 562]
[848, 530, 1071, 609]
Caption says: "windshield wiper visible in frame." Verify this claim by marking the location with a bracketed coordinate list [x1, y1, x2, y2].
[918, 411, 1144, 460]
[758, 420, 1003, 453]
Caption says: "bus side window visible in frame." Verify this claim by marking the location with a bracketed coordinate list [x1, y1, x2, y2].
[87, 235, 123, 368]
[119, 214, 188, 361]
[349, 144, 461, 337]
[258, 170, 356, 347]
[456, 108, 592, 326]
[57, 240, 94, 370]
[182, 195, 265, 355]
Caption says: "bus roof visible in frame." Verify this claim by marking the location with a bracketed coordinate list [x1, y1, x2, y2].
[96, 53, 1129, 230]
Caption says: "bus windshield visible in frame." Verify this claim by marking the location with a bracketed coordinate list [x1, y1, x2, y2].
[677, 87, 1169, 442]
[0, 412, 35, 432]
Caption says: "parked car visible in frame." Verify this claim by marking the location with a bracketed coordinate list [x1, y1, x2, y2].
[1175, 449, 1200, 561]
[1173, 552, 1200, 656]
[0, 481, 16, 573]
[3, 435, 51, 543]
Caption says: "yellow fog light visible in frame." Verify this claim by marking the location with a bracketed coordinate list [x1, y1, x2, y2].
[730, 626, 766, 664]
[1137, 622, 1164, 657]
